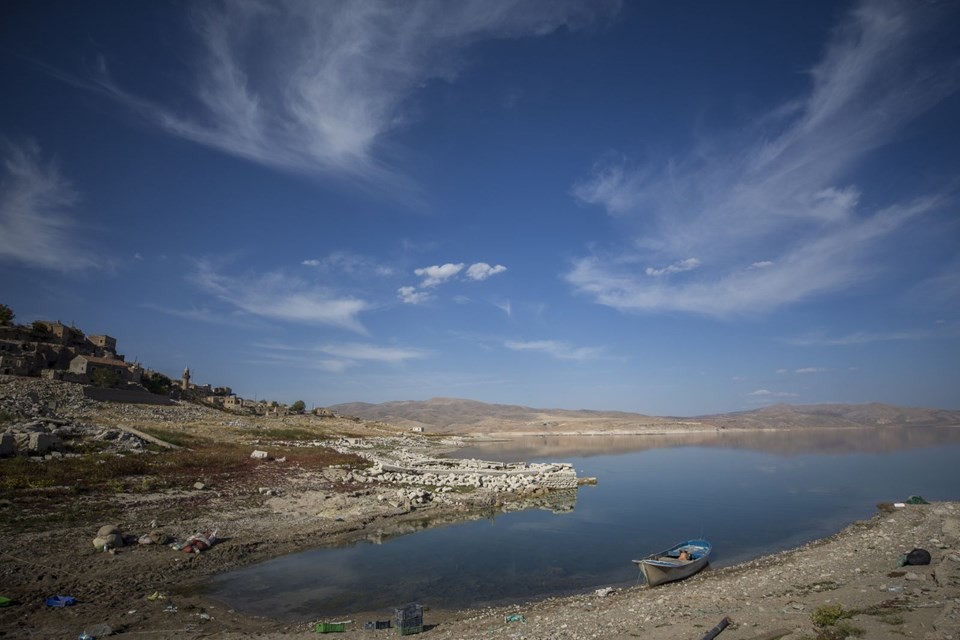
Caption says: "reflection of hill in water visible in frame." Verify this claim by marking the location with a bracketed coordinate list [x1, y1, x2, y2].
[360, 489, 579, 546]
[452, 426, 960, 461]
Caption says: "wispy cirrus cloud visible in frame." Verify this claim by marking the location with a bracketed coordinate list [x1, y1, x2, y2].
[314, 342, 429, 364]
[193, 260, 370, 333]
[251, 340, 428, 373]
[749, 389, 799, 398]
[567, 0, 958, 317]
[784, 326, 957, 346]
[83, 0, 618, 185]
[504, 339, 601, 360]
[301, 251, 394, 277]
[645, 258, 700, 277]
[794, 367, 826, 374]
[0, 139, 100, 271]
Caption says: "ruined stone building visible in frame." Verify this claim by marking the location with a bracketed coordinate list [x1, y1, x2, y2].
[0, 319, 139, 385]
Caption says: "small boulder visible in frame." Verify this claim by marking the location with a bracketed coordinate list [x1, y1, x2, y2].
[92, 533, 123, 549]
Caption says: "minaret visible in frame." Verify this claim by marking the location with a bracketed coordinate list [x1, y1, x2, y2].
[182, 367, 191, 390]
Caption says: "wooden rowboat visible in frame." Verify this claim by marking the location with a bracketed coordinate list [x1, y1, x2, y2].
[632, 539, 711, 587]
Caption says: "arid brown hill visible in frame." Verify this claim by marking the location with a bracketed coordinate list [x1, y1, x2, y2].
[697, 402, 960, 430]
[329, 398, 960, 434]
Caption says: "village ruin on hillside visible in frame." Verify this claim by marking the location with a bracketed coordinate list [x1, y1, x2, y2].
[0, 307, 318, 418]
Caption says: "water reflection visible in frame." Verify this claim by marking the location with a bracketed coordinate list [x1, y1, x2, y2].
[450, 425, 960, 461]
[209, 427, 960, 620]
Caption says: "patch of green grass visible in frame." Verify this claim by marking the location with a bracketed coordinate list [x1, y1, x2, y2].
[812, 604, 851, 627]
[257, 427, 328, 441]
[0, 434, 369, 533]
[809, 605, 863, 640]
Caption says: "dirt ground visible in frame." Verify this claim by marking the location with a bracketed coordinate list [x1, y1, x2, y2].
[1, 484, 957, 639]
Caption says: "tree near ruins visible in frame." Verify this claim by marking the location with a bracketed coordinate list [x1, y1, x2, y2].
[91, 368, 122, 388]
[0, 303, 13, 326]
[290, 400, 306, 413]
[142, 371, 173, 395]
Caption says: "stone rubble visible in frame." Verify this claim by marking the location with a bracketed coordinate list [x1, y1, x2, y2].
[267, 435, 583, 507]
[1, 376, 150, 457]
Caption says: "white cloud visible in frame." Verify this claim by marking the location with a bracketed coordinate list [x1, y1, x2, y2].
[398, 286, 431, 305]
[567, 0, 957, 317]
[415, 263, 465, 287]
[466, 262, 507, 281]
[412, 261, 508, 290]
[314, 342, 428, 364]
[776, 369, 789, 374]
[795, 367, 826, 374]
[504, 339, 601, 361]
[302, 251, 393, 276]
[193, 261, 369, 332]
[784, 327, 953, 346]
[749, 389, 799, 397]
[645, 258, 700, 277]
[252, 340, 427, 371]
[0, 139, 100, 271]
[86, 0, 618, 183]
[244, 349, 351, 373]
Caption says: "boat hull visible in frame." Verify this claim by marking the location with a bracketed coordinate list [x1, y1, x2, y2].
[633, 539, 711, 587]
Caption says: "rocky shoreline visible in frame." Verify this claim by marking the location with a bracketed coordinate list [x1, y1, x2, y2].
[1, 378, 958, 639]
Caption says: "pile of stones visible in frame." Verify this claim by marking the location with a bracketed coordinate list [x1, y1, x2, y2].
[1, 379, 150, 458]
[0, 375, 97, 419]
[1, 416, 148, 458]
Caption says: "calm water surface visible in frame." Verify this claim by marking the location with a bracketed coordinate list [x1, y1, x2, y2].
[209, 427, 960, 620]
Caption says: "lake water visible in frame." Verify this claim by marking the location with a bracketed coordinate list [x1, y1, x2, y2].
[208, 427, 960, 621]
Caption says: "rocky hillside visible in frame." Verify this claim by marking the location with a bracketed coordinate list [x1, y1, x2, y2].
[697, 402, 960, 429]
[329, 397, 689, 434]
[329, 397, 960, 434]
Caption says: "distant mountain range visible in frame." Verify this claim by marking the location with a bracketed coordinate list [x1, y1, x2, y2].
[328, 398, 960, 434]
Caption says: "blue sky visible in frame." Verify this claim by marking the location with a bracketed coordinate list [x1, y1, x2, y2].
[2, 0, 958, 415]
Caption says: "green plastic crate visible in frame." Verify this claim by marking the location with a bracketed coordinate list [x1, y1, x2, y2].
[397, 624, 423, 636]
[315, 622, 345, 633]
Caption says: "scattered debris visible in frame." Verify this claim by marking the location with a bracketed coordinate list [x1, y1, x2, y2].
[363, 620, 391, 630]
[900, 548, 932, 566]
[177, 530, 218, 554]
[45, 595, 76, 608]
[698, 615, 731, 640]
